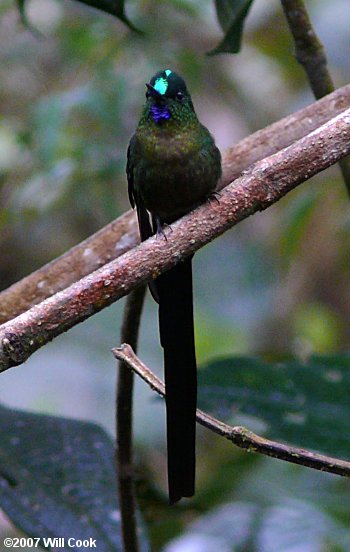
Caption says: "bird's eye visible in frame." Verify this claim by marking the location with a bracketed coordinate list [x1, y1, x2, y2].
[145, 90, 151, 99]
[176, 90, 184, 101]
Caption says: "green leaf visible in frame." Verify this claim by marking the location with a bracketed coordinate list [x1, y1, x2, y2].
[0, 405, 148, 550]
[16, 0, 142, 34]
[198, 354, 350, 459]
[74, 0, 142, 33]
[208, 0, 255, 55]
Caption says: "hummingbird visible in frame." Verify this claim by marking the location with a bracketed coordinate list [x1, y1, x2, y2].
[127, 69, 221, 503]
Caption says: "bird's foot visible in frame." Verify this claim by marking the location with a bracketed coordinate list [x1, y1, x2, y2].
[208, 191, 221, 204]
[155, 218, 173, 241]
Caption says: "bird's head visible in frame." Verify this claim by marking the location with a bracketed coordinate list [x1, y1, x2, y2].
[145, 69, 195, 125]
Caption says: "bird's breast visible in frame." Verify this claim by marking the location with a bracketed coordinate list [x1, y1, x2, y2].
[134, 125, 216, 179]
[133, 127, 220, 222]
[138, 128, 199, 164]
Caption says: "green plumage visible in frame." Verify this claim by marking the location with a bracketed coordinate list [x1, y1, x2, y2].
[127, 69, 221, 503]
[128, 70, 221, 224]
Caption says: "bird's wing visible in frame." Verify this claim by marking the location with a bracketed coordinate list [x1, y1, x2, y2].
[127, 137, 153, 242]
[126, 138, 137, 208]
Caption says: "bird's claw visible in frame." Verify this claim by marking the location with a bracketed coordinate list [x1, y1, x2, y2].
[208, 191, 221, 204]
[155, 219, 173, 241]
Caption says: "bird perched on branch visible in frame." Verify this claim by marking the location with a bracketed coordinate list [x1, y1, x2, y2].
[127, 69, 221, 503]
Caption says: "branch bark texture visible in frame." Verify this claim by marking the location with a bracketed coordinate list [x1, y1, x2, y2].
[1, 107, 350, 372]
[281, 0, 350, 195]
[1, 84, 350, 324]
[281, 0, 334, 98]
[113, 345, 350, 479]
[0, 211, 138, 324]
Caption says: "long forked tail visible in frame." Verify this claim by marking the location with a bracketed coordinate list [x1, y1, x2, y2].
[155, 257, 197, 504]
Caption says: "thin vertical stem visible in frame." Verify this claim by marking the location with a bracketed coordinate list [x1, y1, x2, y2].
[116, 285, 147, 552]
[281, 0, 350, 197]
[281, 0, 334, 98]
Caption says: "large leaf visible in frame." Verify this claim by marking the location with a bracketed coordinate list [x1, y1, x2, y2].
[16, 0, 141, 33]
[208, 0, 255, 55]
[0, 404, 148, 551]
[165, 498, 350, 552]
[198, 354, 350, 459]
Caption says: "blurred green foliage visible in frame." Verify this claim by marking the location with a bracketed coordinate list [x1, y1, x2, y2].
[1, 0, 350, 550]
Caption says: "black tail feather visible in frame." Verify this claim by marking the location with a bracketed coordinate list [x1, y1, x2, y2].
[156, 257, 196, 503]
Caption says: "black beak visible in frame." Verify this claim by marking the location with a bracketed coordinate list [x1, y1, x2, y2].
[145, 83, 163, 102]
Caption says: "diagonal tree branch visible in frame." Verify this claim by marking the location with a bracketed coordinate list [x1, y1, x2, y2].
[1, 107, 350, 372]
[281, 0, 334, 98]
[113, 344, 350, 479]
[1, 84, 350, 325]
[0, 211, 138, 324]
[281, 0, 350, 196]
